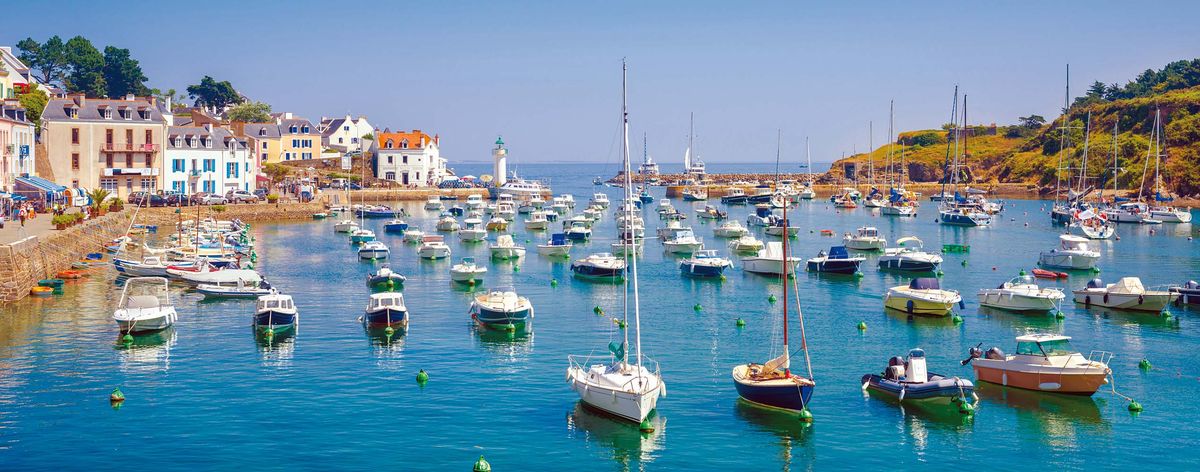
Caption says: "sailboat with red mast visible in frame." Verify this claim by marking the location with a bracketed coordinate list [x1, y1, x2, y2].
[731, 131, 816, 419]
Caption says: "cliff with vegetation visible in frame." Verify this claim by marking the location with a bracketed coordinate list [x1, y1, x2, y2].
[829, 59, 1200, 198]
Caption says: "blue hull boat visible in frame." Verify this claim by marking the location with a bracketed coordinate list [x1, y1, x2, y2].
[806, 246, 865, 274]
[474, 306, 532, 326]
[679, 262, 726, 278]
[862, 373, 974, 404]
[363, 308, 408, 328]
[384, 222, 409, 233]
[571, 265, 624, 281]
[732, 372, 815, 412]
[253, 310, 296, 330]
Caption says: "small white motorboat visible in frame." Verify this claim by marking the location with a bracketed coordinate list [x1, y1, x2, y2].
[363, 292, 408, 328]
[179, 268, 262, 286]
[537, 233, 573, 257]
[728, 235, 765, 255]
[1072, 277, 1178, 311]
[843, 226, 887, 251]
[877, 237, 943, 272]
[663, 229, 704, 255]
[253, 291, 298, 335]
[884, 278, 962, 316]
[358, 240, 390, 260]
[656, 220, 690, 241]
[418, 235, 452, 259]
[764, 223, 800, 237]
[565, 221, 592, 241]
[402, 229, 425, 244]
[470, 290, 534, 330]
[490, 235, 526, 260]
[741, 241, 801, 276]
[436, 216, 460, 232]
[113, 277, 178, 334]
[570, 253, 626, 281]
[679, 249, 732, 278]
[366, 264, 406, 289]
[349, 228, 376, 244]
[450, 257, 488, 284]
[590, 192, 610, 208]
[114, 256, 172, 277]
[713, 221, 749, 238]
[334, 219, 360, 233]
[425, 196, 445, 211]
[197, 278, 273, 299]
[465, 194, 485, 209]
[459, 218, 487, 242]
[524, 211, 550, 230]
[1038, 234, 1100, 270]
[977, 274, 1065, 312]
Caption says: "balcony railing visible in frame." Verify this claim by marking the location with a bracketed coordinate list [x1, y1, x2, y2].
[100, 143, 160, 152]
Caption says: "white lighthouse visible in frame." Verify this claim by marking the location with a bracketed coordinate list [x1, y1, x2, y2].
[493, 136, 508, 187]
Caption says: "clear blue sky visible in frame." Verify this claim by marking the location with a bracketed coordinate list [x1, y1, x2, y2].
[6, 1, 1198, 164]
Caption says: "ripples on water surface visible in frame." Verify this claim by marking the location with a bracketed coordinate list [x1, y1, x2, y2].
[1, 165, 1197, 470]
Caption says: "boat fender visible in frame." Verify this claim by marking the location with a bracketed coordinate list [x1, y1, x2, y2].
[958, 299, 966, 309]
[1085, 295, 1091, 306]
[906, 300, 914, 314]
[898, 387, 906, 402]
[1138, 295, 1144, 305]
[1103, 293, 1109, 304]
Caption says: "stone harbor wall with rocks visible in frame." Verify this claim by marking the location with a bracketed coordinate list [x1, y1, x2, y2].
[0, 201, 328, 303]
[0, 212, 134, 302]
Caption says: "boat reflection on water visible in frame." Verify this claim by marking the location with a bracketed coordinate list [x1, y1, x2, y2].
[566, 402, 665, 470]
[975, 383, 1110, 441]
[254, 325, 296, 364]
[365, 326, 407, 352]
[976, 306, 1063, 330]
[1085, 306, 1182, 331]
[883, 307, 957, 327]
[472, 324, 533, 371]
[734, 400, 815, 472]
[115, 327, 177, 372]
[863, 388, 977, 427]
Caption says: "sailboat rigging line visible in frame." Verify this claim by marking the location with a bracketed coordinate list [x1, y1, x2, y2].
[939, 86, 959, 201]
[620, 60, 646, 391]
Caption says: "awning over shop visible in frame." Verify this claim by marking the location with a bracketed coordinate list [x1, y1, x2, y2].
[14, 176, 68, 202]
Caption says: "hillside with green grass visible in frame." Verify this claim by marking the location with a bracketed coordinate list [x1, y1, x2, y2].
[829, 59, 1200, 197]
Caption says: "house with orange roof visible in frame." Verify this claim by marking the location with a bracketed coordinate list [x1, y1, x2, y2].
[375, 129, 446, 187]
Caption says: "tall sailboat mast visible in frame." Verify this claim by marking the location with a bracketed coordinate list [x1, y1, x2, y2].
[939, 86, 959, 201]
[620, 60, 644, 370]
[1078, 111, 1092, 194]
[805, 136, 811, 183]
[868, 121, 874, 187]
[1054, 65, 1071, 206]
[776, 129, 790, 377]
[1108, 121, 1119, 199]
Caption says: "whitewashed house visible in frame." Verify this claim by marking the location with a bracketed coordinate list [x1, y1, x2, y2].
[320, 114, 374, 153]
[375, 129, 447, 187]
[164, 124, 254, 195]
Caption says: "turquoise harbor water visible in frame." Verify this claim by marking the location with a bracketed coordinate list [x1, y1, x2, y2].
[1, 164, 1198, 470]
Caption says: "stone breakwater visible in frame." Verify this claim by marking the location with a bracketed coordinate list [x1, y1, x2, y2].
[0, 202, 326, 303]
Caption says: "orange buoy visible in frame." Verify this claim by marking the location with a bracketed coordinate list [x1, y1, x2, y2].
[30, 286, 53, 297]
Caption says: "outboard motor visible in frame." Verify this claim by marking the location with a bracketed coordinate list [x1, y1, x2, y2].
[985, 347, 1005, 360]
[1087, 278, 1105, 289]
[885, 356, 906, 380]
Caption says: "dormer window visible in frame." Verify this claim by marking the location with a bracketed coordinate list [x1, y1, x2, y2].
[203, 137, 212, 148]
[189, 136, 198, 148]
[258, 127, 267, 136]
[66, 106, 78, 118]
[174, 137, 182, 148]
[400, 139, 409, 149]
[102, 108, 113, 119]
[139, 109, 151, 120]
[289, 126, 297, 133]
[301, 126, 309, 133]
[385, 139, 393, 149]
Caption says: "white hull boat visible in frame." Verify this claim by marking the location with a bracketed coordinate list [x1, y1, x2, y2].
[1073, 277, 1178, 311]
[741, 241, 800, 275]
[1038, 234, 1100, 270]
[113, 277, 178, 334]
[977, 275, 1065, 312]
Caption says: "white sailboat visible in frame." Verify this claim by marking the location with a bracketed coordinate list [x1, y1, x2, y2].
[567, 61, 664, 429]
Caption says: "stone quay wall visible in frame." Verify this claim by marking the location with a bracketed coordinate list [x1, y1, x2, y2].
[0, 201, 326, 303]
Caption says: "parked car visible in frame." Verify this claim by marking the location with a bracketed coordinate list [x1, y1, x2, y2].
[164, 192, 190, 207]
[253, 188, 269, 199]
[226, 190, 259, 203]
[190, 192, 227, 205]
[127, 191, 149, 207]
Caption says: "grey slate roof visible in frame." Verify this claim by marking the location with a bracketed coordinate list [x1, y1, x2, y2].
[244, 123, 281, 139]
[167, 126, 243, 150]
[279, 118, 315, 135]
[42, 97, 166, 123]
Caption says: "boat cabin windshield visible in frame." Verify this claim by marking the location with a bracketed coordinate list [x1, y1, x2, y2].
[1016, 339, 1075, 356]
[258, 298, 293, 311]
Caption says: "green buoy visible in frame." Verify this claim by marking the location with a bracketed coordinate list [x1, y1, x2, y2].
[109, 387, 125, 402]
[384, 326, 395, 336]
[768, 294, 777, 303]
[693, 303, 703, 312]
[936, 270, 944, 276]
[1128, 401, 1143, 412]
[121, 334, 134, 344]
[416, 369, 429, 384]
[952, 314, 963, 324]
[1054, 310, 1065, 320]
[1139, 358, 1152, 370]
[1162, 309, 1173, 319]
[638, 418, 655, 433]
[857, 321, 867, 331]
[798, 408, 813, 423]
[787, 272, 796, 279]
[736, 317, 746, 327]
[1019, 269, 1027, 276]
[473, 455, 491, 472]
[853, 271, 864, 278]
[961, 260, 968, 266]
[264, 328, 275, 338]
[1092, 267, 1101, 273]
[719, 275, 727, 281]
[513, 265, 520, 272]
[551, 279, 558, 287]
[955, 397, 975, 415]
[504, 323, 516, 332]
[593, 306, 602, 315]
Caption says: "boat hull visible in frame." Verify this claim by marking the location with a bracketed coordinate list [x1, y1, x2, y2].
[884, 292, 956, 316]
[473, 306, 532, 327]
[741, 258, 800, 276]
[877, 257, 939, 272]
[679, 262, 728, 278]
[971, 364, 1108, 396]
[977, 292, 1059, 312]
[536, 245, 571, 257]
[731, 367, 814, 412]
[567, 368, 661, 423]
[253, 310, 297, 329]
[363, 308, 408, 328]
[862, 373, 974, 405]
[806, 259, 861, 274]
[939, 211, 991, 227]
[114, 307, 178, 334]
[1072, 290, 1176, 311]
[1038, 251, 1098, 270]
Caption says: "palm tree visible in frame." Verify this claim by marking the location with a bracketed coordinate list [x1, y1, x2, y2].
[88, 188, 111, 212]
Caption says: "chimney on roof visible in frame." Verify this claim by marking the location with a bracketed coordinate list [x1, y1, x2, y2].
[125, 93, 135, 101]
[413, 129, 421, 135]
[70, 92, 85, 107]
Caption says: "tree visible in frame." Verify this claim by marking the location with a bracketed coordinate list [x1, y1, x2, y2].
[187, 76, 242, 110]
[1086, 80, 1108, 99]
[1018, 115, 1046, 129]
[262, 163, 292, 184]
[63, 36, 106, 97]
[15, 36, 68, 86]
[227, 101, 272, 122]
[16, 84, 49, 133]
[102, 46, 149, 98]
